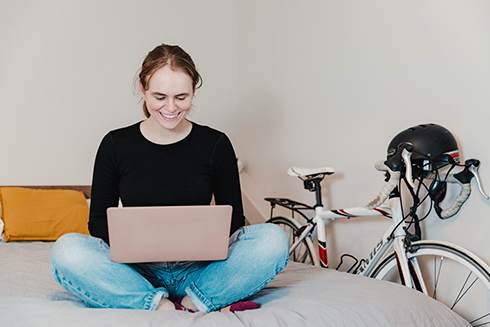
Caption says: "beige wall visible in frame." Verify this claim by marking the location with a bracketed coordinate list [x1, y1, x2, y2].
[0, 0, 239, 185]
[236, 0, 490, 268]
[1, 0, 490, 269]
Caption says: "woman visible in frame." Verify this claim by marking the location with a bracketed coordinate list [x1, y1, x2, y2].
[50, 43, 289, 313]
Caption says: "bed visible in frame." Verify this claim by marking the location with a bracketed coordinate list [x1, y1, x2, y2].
[0, 186, 470, 327]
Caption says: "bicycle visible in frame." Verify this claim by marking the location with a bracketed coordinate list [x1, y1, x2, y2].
[265, 124, 490, 326]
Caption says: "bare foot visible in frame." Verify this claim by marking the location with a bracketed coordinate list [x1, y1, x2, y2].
[177, 298, 237, 313]
[180, 295, 199, 312]
[156, 298, 176, 311]
[219, 305, 231, 313]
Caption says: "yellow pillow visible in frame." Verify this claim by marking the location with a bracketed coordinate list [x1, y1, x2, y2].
[0, 187, 90, 242]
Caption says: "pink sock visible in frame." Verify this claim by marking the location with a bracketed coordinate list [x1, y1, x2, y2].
[225, 301, 259, 312]
[174, 298, 259, 313]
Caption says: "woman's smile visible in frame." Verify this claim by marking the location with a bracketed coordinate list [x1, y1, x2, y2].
[159, 111, 180, 120]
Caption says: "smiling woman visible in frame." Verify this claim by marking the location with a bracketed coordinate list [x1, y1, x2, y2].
[137, 45, 203, 145]
[49, 43, 290, 315]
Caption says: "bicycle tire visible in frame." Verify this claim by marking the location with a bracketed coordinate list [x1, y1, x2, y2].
[370, 240, 490, 326]
[267, 216, 318, 266]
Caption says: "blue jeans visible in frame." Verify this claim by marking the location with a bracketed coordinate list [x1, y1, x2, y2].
[50, 223, 289, 312]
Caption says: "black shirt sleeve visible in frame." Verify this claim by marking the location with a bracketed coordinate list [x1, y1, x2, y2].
[211, 134, 246, 235]
[88, 133, 120, 244]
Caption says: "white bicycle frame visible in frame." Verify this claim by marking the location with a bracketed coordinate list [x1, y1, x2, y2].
[291, 190, 416, 289]
[287, 148, 488, 293]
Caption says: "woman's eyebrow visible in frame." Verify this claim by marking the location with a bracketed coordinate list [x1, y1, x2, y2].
[151, 92, 190, 97]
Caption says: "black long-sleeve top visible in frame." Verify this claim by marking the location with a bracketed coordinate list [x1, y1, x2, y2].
[88, 121, 246, 245]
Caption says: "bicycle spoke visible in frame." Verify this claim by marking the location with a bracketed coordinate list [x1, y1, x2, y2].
[472, 323, 490, 327]
[432, 255, 481, 312]
[432, 256, 444, 300]
[292, 237, 309, 263]
[268, 217, 315, 265]
[470, 312, 490, 327]
[371, 242, 490, 326]
[452, 273, 477, 309]
[297, 249, 307, 263]
[291, 236, 298, 261]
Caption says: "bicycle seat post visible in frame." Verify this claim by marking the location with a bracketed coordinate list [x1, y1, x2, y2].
[303, 177, 323, 208]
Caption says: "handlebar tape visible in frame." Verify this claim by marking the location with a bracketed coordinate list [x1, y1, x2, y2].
[367, 162, 400, 209]
[437, 184, 471, 219]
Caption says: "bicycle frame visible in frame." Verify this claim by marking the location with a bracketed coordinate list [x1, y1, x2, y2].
[281, 152, 488, 299]
[290, 187, 419, 289]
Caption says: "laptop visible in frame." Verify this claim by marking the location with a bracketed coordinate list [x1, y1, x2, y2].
[107, 205, 232, 263]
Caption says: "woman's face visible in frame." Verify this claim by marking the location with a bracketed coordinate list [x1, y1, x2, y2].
[141, 65, 194, 132]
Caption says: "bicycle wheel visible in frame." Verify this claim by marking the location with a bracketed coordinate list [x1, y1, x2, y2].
[370, 240, 490, 326]
[267, 216, 318, 266]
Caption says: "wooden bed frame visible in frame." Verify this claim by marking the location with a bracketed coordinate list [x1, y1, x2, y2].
[0, 185, 92, 199]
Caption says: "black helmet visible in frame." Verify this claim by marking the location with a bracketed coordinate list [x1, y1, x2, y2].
[387, 124, 460, 175]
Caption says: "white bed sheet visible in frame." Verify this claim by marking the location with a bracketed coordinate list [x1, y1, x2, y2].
[0, 241, 470, 327]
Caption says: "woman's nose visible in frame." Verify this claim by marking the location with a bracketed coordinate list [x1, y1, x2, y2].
[165, 99, 178, 112]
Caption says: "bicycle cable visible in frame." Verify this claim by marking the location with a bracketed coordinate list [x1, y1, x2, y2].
[335, 254, 359, 273]
[389, 159, 464, 240]
[390, 161, 436, 239]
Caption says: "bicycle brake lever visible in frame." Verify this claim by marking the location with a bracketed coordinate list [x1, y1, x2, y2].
[469, 165, 489, 199]
[402, 148, 415, 189]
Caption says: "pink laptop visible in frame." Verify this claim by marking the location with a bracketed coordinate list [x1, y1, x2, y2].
[107, 205, 232, 263]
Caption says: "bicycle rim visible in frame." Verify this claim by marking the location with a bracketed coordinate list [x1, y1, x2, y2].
[267, 217, 317, 265]
[370, 241, 490, 326]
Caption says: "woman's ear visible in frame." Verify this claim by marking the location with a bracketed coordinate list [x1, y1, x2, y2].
[139, 82, 146, 96]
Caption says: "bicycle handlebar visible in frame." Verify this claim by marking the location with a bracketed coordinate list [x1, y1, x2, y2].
[366, 144, 414, 209]
[368, 156, 488, 219]
[425, 159, 489, 219]
[366, 161, 401, 209]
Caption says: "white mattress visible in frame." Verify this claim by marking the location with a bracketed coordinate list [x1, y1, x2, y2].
[0, 241, 470, 327]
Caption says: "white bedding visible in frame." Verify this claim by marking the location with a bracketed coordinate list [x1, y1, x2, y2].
[0, 241, 470, 327]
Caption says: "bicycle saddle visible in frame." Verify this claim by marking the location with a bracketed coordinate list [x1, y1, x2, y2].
[287, 167, 335, 178]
